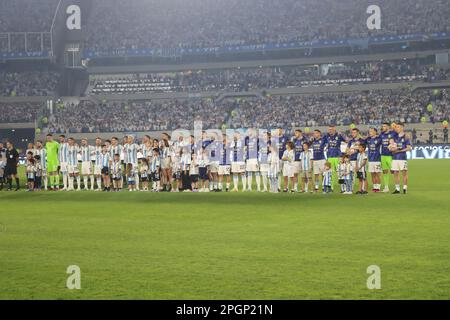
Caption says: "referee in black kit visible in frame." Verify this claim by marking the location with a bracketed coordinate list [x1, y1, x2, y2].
[5, 141, 20, 191]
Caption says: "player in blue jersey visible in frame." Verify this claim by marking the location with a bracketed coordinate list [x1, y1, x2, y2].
[366, 128, 383, 192]
[291, 129, 307, 192]
[245, 128, 260, 191]
[311, 130, 327, 192]
[324, 125, 346, 189]
[391, 123, 412, 194]
[379, 123, 398, 193]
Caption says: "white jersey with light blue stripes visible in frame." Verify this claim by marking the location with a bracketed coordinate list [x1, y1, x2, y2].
[80, 145, 93, 162]
[101, 152, 110, 168]
[67, 145, 79, 166]
[323, 170, 332, 186]
[150, 156, 160, 172]
[34, 148, 47, 170]
[58, 142, 69, 163]
[93, 146, 103, 166]
[300, 150, 313, 171]
[124, 143, 138, 164]
[110, 144, 123, 158]
[140, 144, 153, 159]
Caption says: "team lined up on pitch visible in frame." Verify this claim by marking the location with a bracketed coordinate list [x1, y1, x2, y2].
[0, 123, 411, 194]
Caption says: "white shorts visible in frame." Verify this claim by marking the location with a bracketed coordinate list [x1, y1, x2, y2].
[368, 162, 382, 173]
[313, 159, 326, 175]
[218, 165, 231, 176]
[259, 163, 269, 173]
[283, 163, 294, 177]
[161, 158, 170, 169]
[68, 164, 79, 174]
[94, 164, 102, 175]
[231, 162, 245, 173]
[246, 159, 259, 172]
[60, 162, 68, 173]
[209, 161, 219, 173]
[391, 160, 408, 171]
[81, 161, 92, 175]
[292, 161, 302, 174]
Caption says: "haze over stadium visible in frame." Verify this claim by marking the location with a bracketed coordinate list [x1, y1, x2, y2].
[0, 0, 449, 302]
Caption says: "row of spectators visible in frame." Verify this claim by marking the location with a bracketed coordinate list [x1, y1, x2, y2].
[0, 71, 60, 96]
[90, 62, 450, 95]
[47, 89, 449, 133]
[0, 0, 59, 32]
[1, 0, 449, 53]
[47, 99, 231, 133]
[229, 89, 449, 129]
[85, 0, 450, 51]
[0, 102, 43, 123]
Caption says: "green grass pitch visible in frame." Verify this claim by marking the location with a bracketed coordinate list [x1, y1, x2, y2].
[1, 159, 449, 300]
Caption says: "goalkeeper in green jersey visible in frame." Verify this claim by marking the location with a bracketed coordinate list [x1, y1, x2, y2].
[45, 134, 60, 190]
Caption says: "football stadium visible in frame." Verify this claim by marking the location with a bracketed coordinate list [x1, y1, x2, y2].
[1, 0, 450, 303]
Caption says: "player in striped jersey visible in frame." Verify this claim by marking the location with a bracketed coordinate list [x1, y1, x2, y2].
[150, 148, 161, 192]
[34, 140, 48, 190]
[67, 138, 81, 191]
[111, 153, 123, 191]
[258, 131, 270, 192]
[110, 137, 123, 160]
[140, 135, 153, 161]
[207, 133, 221, 192]
[230, 132, 246, 192]
[218, 134, 231, 192]
[322, 162, 333, 194]
[355, 143, 368, 194]
[124, 135, 140, 191]
[58, 135, 69, 190]
[160, 139, 172, 192]
[299, 142, 313, 193]
[245, 129, 259, 192]
[93, 137, 103, 191]
[80, 139, 94, 190]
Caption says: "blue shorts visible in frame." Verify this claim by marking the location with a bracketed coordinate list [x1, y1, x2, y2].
[199, 167, 208, 180]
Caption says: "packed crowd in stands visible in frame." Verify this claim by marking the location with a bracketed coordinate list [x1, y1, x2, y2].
[47, 99, 232, 133]
[0, 71, 60, 96]
[0, 0, 449, 53]
[47, 89, 449, 133]
[229, 89, 450, 129]
[89, 61, 450, 95]
[0, 102, 43, 123]
[85, 0, 450, 51]
[0, 0, 59, 32]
